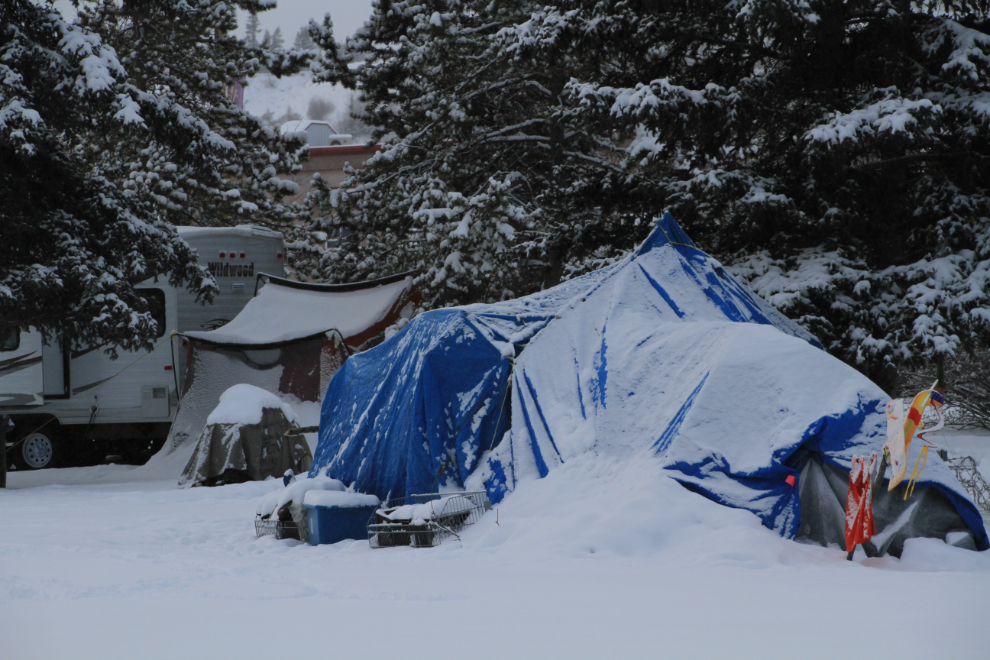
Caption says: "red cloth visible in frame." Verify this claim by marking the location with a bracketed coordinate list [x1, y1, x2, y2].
[845, 454, 878, 552]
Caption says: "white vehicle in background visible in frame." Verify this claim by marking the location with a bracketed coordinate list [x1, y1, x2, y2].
[0, 225, 285, 470]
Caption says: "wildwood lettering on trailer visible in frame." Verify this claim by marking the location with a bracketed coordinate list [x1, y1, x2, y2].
[207, 262, 255, 278]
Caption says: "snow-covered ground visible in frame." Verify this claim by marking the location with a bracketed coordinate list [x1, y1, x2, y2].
[3, 427, 989, 659]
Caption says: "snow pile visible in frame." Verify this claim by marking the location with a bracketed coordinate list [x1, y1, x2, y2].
[207, 384, 300, 427]
[3, 464, 988, 659]
[380, 495, 474, 524]
[256, 475, 345, 520]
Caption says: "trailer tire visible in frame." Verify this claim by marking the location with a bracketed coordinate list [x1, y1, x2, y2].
[16, 430, 59, 470]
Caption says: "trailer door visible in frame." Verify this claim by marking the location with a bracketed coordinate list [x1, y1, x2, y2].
[0, 328, 45, 406]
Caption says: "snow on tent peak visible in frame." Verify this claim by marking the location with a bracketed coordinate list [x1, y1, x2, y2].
[310, 213, 988, 554]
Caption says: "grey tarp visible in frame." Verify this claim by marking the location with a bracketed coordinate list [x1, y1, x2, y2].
[163, 332, 349, 453]
[179, 406, 312, 487]
[793, 453, 980, 556]
[161, 273, 416, 458]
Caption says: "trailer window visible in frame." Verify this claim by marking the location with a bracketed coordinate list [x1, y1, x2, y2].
[1, 327, 18, 352]
[138, 289, 167, 338]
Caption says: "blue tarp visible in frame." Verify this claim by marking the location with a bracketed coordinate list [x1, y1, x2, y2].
[311, 213, 988, 550]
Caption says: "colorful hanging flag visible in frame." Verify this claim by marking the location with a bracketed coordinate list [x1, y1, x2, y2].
[846, 453, 878, 554]
[905, 386, 947, 499]
[884, 398, 908, 491]
[903, 388, 935, 447]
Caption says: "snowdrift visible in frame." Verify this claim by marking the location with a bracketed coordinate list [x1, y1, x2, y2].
[310, 214, 988, 552]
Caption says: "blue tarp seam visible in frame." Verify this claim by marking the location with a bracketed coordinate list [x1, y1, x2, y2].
[521, 369, 564, 464]
[653, 373, 710, 455]
[517, 375, 551, 478]
[596, 321, 608, 410]
[636, 263, 686, 318]
[677, 254, 748, 323]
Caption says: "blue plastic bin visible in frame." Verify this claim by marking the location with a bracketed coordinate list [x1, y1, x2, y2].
[305, 503, 379, 545]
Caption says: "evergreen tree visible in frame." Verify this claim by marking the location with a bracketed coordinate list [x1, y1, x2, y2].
[1, 0, 214, 352]
[557, 0, 990, 387]
[308, 0, 990, 388]
[305, 1, 656, 305]
[293, 23, 316, 51]
[244, 11, 260, 46]
[74, 0, 312, 231]
[270, 27, 284, 49]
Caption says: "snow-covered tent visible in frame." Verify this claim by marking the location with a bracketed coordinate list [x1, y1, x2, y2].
[179, 384, 312, 487]
[310, 214, 988, 554]
[164, 273, 417, 450]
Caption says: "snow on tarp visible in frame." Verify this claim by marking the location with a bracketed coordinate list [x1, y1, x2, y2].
[309, 309, 522, 499]
[206, 383, 299, 426]
[179, 384, 311, 488]
[310, 213, 988, 550]
[310, 213, 816, 497]
[183, 273, 415, 348]
[162, 344, 286, 452]
[303, 490, 380, 508]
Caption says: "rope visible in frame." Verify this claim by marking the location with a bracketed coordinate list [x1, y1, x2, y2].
[905, 445, 930, 500]
[5, 333, 177, 455]
[635, 224, 697, 257]
[903, 400, 944, 500]
[486, 356, 515, 452]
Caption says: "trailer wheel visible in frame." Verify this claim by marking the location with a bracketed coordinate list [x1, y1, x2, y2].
[18, 431, 58, 470]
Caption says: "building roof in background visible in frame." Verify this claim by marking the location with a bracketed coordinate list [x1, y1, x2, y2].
[280, 119, 340, 135]
[175, 225, 283, 240]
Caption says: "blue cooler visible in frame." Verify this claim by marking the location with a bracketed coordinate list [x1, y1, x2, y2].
[303, 491, 381, 545]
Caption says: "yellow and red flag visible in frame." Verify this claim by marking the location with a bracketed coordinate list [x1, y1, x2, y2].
[885, 382, 942, 492]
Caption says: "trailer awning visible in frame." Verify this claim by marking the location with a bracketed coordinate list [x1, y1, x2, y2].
[182, 273, 416, 349]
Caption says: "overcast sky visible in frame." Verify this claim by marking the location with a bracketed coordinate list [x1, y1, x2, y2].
[54, 1, 377, 45]
[243, 1, 375, 43]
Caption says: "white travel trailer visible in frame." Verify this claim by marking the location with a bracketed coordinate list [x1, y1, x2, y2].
[0, 225, 285, 470]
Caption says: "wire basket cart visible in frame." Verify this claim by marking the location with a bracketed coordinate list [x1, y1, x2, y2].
[947, 456, 990, 515]
[255, 517, 304, 541]
[368, 491, 491, 549]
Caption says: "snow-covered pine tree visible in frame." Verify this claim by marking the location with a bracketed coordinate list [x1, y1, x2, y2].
[293, 23, 317, 52]
[74, 0, 312, 231]
[270, 27, 284, 49]
[1, 1, 215, 352]
[306, 0, 989, 388]
[560, 0, 990, 388]
[304, 1, 660, 306]
[244, 11, 260, 46]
